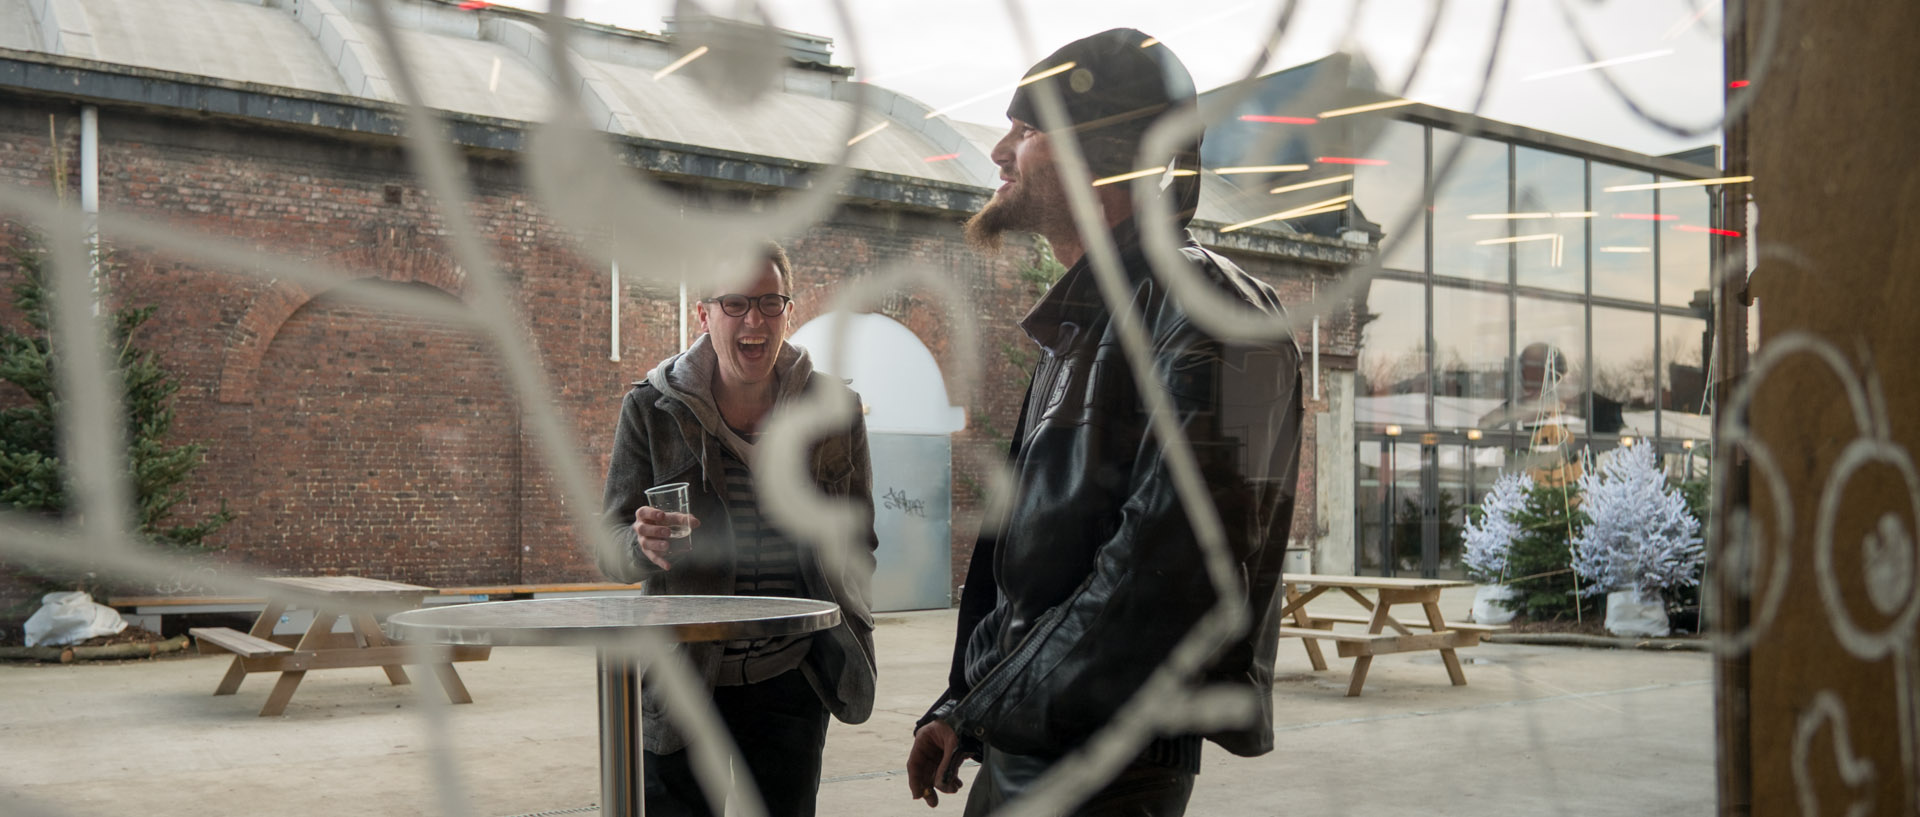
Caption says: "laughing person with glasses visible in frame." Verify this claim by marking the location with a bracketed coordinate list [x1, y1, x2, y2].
[599, 244, 879, 817]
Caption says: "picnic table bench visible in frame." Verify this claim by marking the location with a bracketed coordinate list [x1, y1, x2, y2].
[189, 576, 491, 716]
[1278, 573, 1504, 697]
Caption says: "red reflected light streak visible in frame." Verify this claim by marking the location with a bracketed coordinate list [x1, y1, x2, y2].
[923, 153, 959, 163]
[1240, 115, 1318, 125]
[1317, 157, 1388, 166]
[1675, 224, 1743, 237]
[458, 1, 489, 9]
[1614, 213, 1678, 221]
[1729, 80, 1751, 88]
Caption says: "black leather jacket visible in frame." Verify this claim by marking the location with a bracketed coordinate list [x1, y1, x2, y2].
[925, 223, 1303, 762]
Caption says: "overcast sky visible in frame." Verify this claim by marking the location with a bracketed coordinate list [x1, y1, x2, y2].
[502, 0, 1725, 159]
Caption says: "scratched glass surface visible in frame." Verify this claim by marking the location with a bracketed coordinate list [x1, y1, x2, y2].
[4, 1, 1901, 816]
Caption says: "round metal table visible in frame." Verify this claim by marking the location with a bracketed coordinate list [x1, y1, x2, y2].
[386, 595, 841, 817]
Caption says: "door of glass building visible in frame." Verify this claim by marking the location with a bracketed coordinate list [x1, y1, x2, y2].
[1356, 433, 1506, 578]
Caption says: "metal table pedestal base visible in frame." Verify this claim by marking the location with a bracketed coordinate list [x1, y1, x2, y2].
[597, 651, 642, 817]
[383, 596, 841, 817]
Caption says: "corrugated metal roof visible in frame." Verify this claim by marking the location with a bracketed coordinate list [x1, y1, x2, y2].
[74, 0, 349, 95]
[2, 0, 991, 187]
[387, 27, 552, 122]
[589, 59, 975, 185]
[1, 0, 1343, 249]
[0, 2, 40, 51]
[952, 120, 1005, 159]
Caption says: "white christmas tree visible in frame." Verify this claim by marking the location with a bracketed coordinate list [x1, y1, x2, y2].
[1463, 471, 1533, 583]
[1571, 444, 1703, 596]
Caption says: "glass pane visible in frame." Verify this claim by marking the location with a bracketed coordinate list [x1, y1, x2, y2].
[1357, 440, 1387, 574]
[1452, 444, 1512, 509]
[1471, 445, 1511, 504]
[1511, 296, 1587, 431]
[1661, 313, 1711, 442]
[1458, 443, 1524, 577]
[1357, 278, 1427, 428]
[1353, 120, 1428, 273]
[1659, 181, 1713, 309]
[1432, 285, 1508, 426]
[1434, 444, 1470, 580]
[1514, 147, 1588, 293]
[1431, 133, 1511, 284]
[1666, 441, 1710, 482]
[1591, 307, 1657, 437]
[1386, 441, 1423, 574]
[1593, 163, 1656, 302]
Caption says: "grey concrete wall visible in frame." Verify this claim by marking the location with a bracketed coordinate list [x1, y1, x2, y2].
[1313, 369, 1354, 574]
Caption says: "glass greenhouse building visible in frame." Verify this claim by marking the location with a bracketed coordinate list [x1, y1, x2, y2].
[1203, 56, 1725, 578]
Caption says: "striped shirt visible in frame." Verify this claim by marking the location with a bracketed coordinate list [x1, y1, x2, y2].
[713, 439, 812, 686]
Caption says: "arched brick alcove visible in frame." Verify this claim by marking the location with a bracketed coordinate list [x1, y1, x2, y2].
[217, 247, 475, 405]
[210, 248, 550, 584]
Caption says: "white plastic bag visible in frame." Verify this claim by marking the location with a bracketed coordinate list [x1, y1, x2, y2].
[23, 591, 128, 647]
[1604, 586, 1670, 638]
[1471, 584, 1517, 625]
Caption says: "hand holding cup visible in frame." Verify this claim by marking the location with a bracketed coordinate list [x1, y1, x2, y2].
[634, 482, 698, 570]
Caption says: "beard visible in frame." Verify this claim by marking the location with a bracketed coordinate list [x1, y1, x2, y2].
[965, 160, 1069, 253]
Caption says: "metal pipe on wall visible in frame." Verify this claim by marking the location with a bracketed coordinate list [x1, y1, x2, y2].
[80, 107, 98, 215]
[678, 204, 689, 352]
[1311, 279, 1321, 401]
[80, 105, 99, 311]
[609, 260, 621, 362]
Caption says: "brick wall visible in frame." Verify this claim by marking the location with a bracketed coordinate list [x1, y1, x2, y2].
[0, 97, 1358, 623]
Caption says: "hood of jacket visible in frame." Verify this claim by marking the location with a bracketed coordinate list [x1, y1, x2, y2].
[645, 333, 814, 462]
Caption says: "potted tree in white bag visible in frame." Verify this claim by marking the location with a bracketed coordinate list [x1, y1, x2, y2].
[1571, 444, 1703, 637]
[1462, 472, 1533, 625]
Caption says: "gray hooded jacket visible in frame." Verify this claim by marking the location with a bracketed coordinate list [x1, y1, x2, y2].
[599, 335, 879, 754]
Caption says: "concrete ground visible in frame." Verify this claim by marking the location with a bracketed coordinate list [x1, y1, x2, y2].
[1, 586, 1713, 816]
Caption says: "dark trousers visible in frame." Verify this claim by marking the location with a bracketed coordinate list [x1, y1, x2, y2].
[643, 669, 830, 817]
[962, 746, 1196, 817]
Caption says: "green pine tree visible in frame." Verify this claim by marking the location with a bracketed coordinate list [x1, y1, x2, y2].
[1670, 476, 1712, 615]
[0, 232, 232, 595]
[1501, 481, 1599, 621]
[1677, 478, 1710, 531]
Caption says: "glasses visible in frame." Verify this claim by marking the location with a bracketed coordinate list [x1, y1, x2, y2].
[703, 293, 793, 318]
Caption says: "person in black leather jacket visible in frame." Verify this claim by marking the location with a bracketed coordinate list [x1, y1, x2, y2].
[905, 29, 1304, 816]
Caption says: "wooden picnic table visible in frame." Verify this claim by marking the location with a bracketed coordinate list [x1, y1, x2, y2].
[1278, 573, 1502, 697]
[190, 575, 489, 716]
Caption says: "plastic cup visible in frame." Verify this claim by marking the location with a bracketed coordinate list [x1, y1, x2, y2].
[644, 482, 693, 552]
